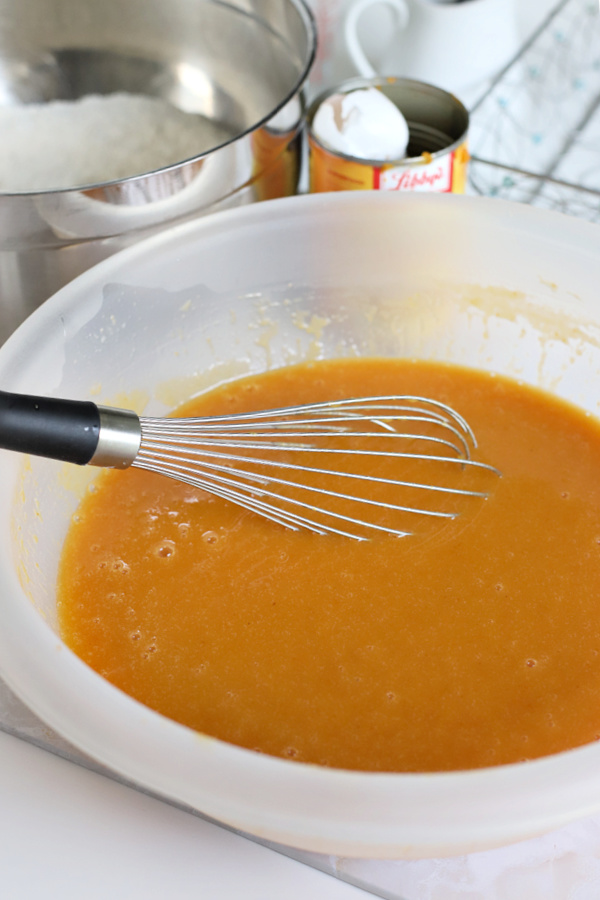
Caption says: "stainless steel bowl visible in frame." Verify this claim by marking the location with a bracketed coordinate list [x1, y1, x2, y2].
[0, 0, 316, 342]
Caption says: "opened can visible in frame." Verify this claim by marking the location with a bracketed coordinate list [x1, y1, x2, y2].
[308, 77, 469, 194]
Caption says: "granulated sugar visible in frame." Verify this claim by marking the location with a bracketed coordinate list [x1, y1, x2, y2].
[0, 93, 234, 192]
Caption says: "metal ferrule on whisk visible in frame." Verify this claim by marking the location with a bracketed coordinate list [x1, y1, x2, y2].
[89, 406, 141, 469]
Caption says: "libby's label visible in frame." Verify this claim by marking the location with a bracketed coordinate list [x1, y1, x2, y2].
[309, 138, 469, 195]
[378, 152, 453, 192]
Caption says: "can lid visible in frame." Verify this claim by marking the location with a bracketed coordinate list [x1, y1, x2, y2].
[311, 86, 410, 162]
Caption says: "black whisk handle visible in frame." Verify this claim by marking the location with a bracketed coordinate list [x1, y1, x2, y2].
[0, 390, 101, 465]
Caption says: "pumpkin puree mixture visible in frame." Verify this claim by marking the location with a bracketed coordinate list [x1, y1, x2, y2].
[58, 358, 600, 772]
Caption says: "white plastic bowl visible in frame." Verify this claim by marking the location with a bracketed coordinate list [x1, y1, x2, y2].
[2, 192, 600, 859]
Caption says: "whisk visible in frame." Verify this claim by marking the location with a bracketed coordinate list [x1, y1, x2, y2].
[0, 389, 501, 541]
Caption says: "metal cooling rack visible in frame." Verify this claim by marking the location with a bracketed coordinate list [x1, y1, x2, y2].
[468, 0, 600, 220]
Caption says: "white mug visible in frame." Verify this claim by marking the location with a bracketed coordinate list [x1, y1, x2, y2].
[304, 0, 405, 94]
[344, 0, 520, 100]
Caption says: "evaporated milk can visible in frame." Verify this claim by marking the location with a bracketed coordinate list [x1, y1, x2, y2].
[308, 77, 469, 194]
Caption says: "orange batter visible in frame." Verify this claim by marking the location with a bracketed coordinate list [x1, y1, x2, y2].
[57, 358, 600, 772]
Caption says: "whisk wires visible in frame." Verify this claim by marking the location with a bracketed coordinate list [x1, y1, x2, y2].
[134, 396, 501, 541]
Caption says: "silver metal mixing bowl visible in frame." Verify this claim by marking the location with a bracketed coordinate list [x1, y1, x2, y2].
[0, 0, 316, 342]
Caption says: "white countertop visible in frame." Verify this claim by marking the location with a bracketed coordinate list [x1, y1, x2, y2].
[0, 730, 367, 900]
[0, 2, 568, 898]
